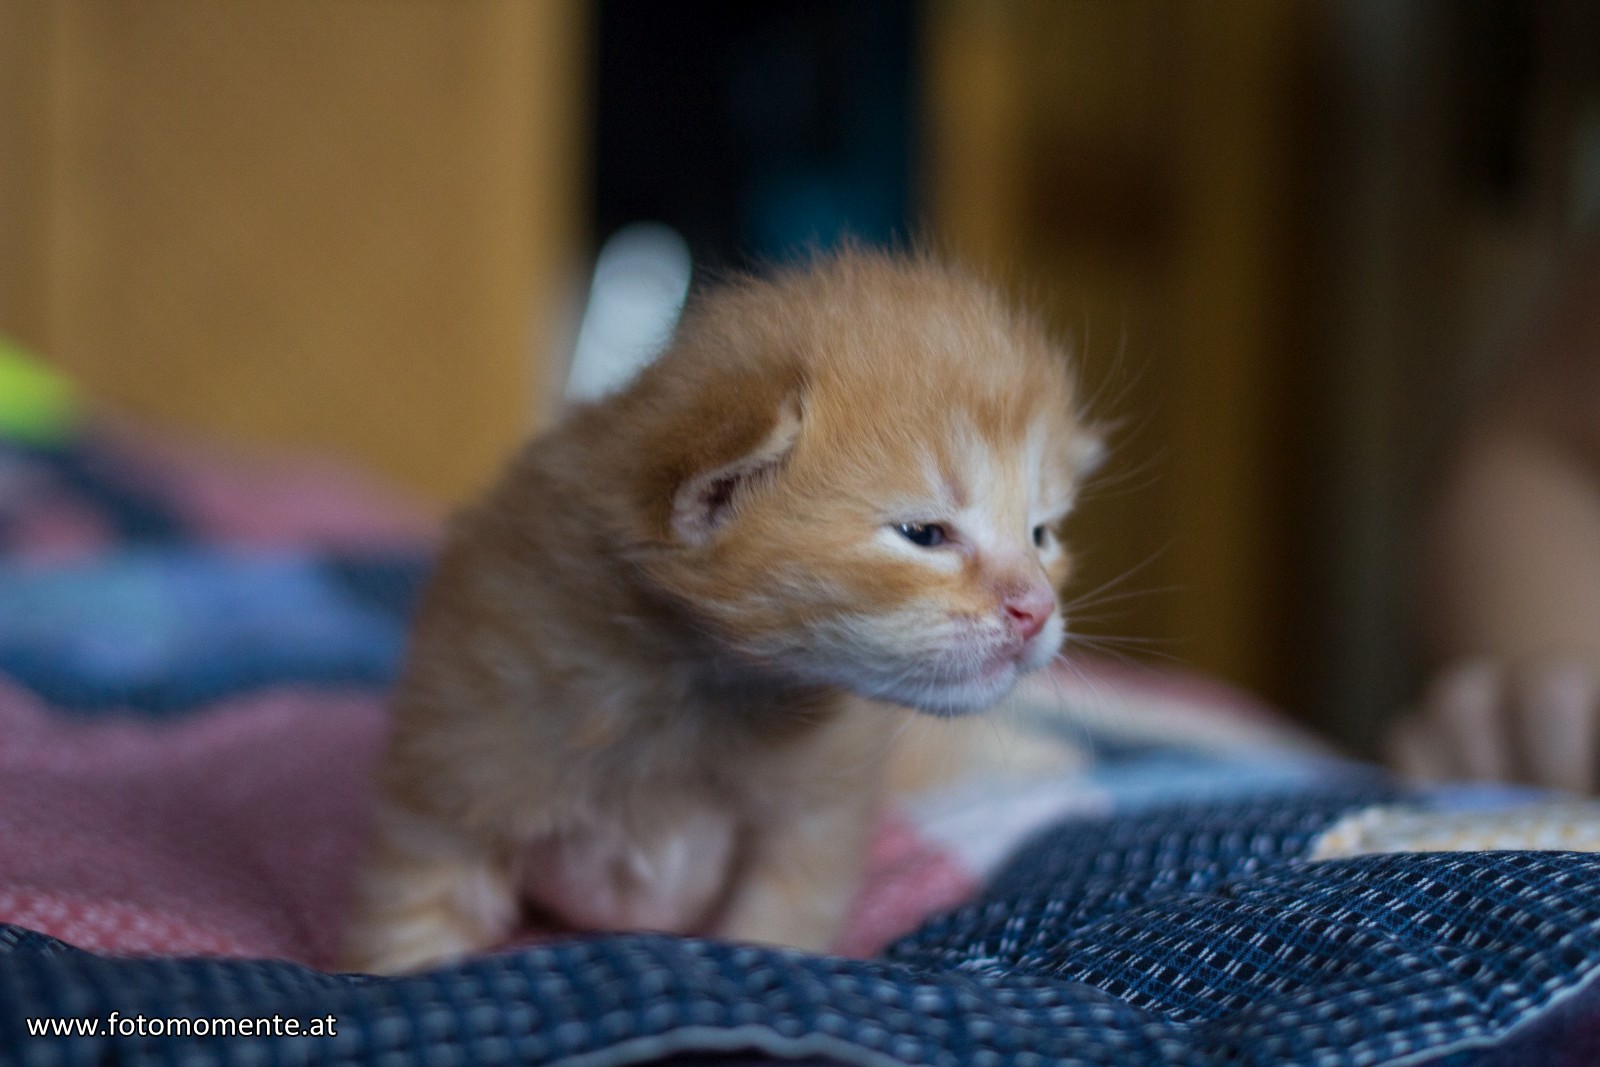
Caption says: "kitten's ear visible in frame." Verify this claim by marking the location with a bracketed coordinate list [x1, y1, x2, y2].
[671, 393, 803, 545]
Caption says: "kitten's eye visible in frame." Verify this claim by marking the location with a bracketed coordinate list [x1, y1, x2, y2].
[1032, 525, 1050, 548]
[895, 522, 948, 548]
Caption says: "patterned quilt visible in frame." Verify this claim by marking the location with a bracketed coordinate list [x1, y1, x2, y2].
[5, 405, 1600, 1066]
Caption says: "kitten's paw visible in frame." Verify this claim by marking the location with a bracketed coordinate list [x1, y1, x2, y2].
[717, 803, 867, 954]
[341, 812, 518, 975]
[342, 906, 495, 976]
[719, 890, 847, 955]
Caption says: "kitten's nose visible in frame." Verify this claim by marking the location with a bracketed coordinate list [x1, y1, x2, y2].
[1003, 587, 1054, 642]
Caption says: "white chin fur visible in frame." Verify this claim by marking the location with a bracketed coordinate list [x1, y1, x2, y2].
[801, 613, 1065, 716]
[813, 654, 1018, 717]
[899, 671, 1021, 717]
[1024, 613, 1066, 671]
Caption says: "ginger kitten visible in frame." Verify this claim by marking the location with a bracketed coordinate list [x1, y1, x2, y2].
[343, 251, 1102, 974]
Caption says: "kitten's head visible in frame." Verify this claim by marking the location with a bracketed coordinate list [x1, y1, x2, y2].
[618, 252, 1102, 715]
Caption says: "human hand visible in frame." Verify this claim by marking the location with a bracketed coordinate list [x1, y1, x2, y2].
[1387, 660, 1600, 795]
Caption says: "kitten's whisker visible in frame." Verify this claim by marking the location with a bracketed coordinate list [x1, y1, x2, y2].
[1079, 645, 1159, 671]
[1054, 651, 1137, 711]
[1062, 631, 1175, 648]
[881, 704, 923, 758]
[1062, 612, 1159, 629]
[1073, 317, 1146, 430]
[1048, 654, 1132, 757]
[1054, 670, 1105, 752]
[1062, 584, 1184, 614]
[1066, 633, 1184, 667]
[1060, 541, 1176, 618]
[1077, 448, 1169, 502]
[979, 707, 1015, 776]
[1076, 395, 1161, 503]
[1041, 661, 1093, 756]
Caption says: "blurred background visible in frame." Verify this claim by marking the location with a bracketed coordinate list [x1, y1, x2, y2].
[2, 0, 1598, 753]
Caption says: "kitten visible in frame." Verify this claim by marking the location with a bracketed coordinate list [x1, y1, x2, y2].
[342, 250, 1102, 974]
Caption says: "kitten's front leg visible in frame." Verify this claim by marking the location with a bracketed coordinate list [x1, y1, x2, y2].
[719, 790, 878, 954]
[341, 804, 518, 975]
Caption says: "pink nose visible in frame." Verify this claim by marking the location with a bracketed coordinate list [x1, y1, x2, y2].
[1003, 587, 1054, 642]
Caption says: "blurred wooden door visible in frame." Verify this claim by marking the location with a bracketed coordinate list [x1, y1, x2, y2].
[0, 0, 584, 504]
[925, 0, 1313, 713]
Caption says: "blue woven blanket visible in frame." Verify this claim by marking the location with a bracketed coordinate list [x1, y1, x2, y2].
[8, 785, 1600, 1066]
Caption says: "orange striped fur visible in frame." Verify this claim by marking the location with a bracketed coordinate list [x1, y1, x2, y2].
[342, 251, 1100, 973]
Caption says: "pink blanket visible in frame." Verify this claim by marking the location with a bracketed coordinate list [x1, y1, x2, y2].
[0, 661, 1303, 969]
[0, 680, 384, 963]
[0, 673, 981, 966]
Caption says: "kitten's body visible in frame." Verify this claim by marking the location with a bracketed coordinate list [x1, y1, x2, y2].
[344, 252, 1099, 974]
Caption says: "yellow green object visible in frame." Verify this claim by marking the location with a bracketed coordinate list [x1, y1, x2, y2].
[0, 336, 78, 444]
